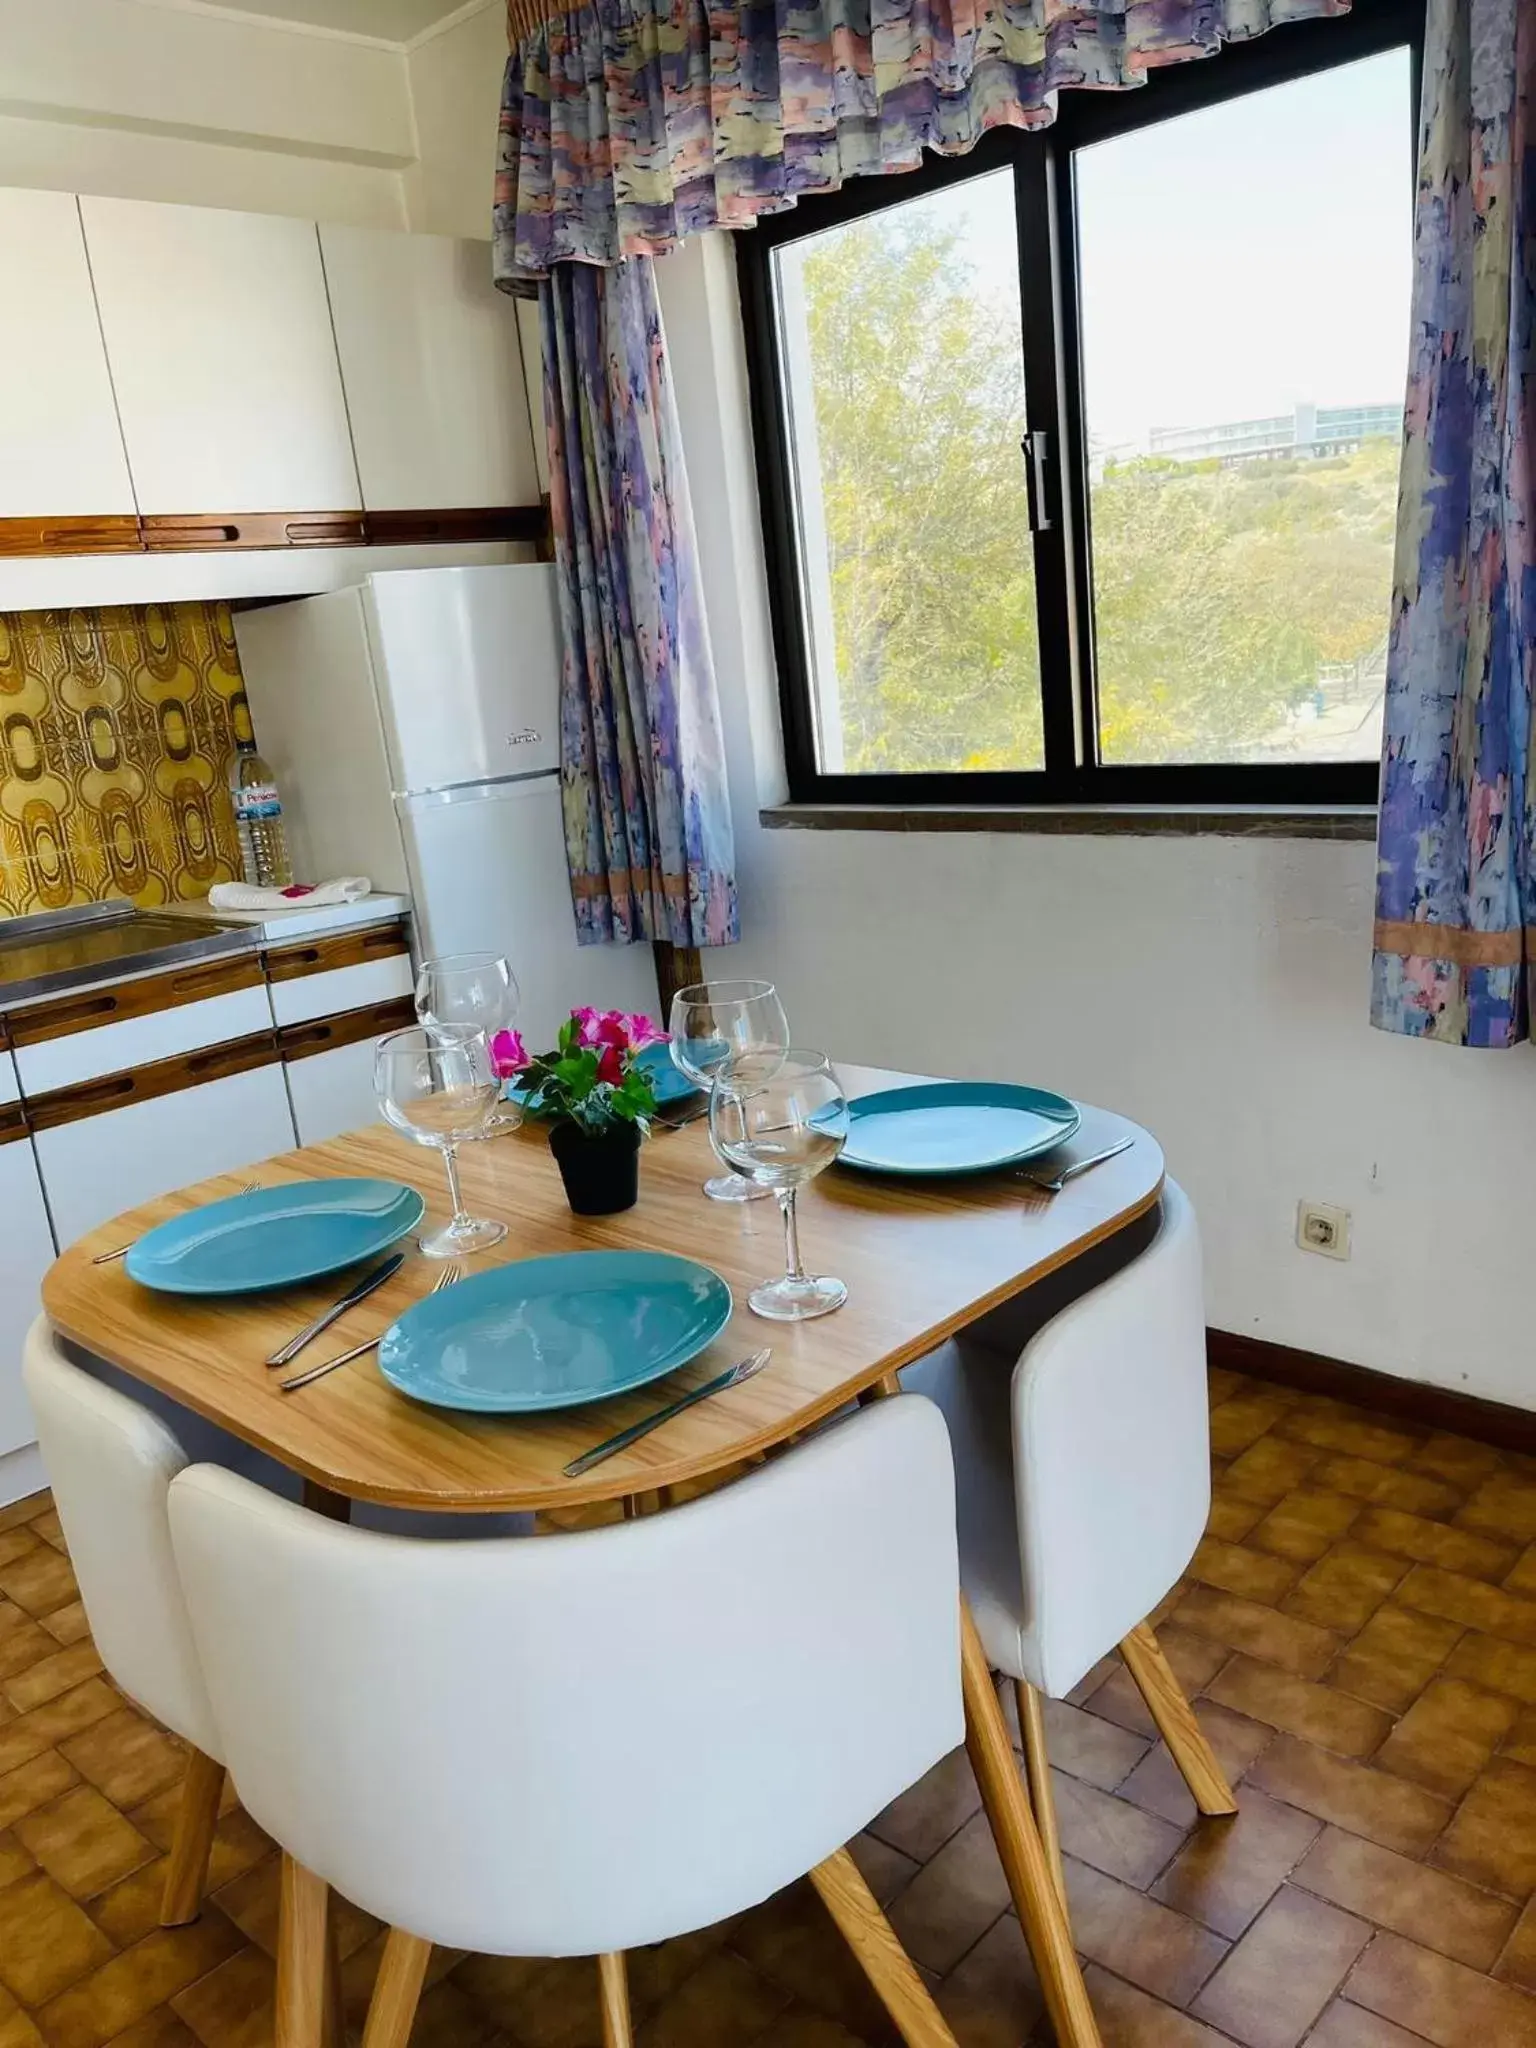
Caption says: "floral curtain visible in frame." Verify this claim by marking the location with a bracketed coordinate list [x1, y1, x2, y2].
[542, 255, 739, 950]
[494, 0, 1349, 282]
[1371, 0, 1536, 1047]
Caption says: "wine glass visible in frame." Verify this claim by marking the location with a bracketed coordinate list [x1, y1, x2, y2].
[374, 1023, 507, 1259]
[709, 1049, 850, 1320]
[668, 980, 790, 1202]
[415, 953, 521, 1135]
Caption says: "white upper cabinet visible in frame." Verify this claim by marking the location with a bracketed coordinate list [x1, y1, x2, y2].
[320, 224, 539, 511]
[0, 192, 134, 517]
[80, 197, 361, 513]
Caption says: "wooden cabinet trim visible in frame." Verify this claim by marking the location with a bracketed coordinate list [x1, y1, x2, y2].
[141, 511, 367, 552]
[0, 516, 142, 559]
[0, 507, 549, 559]
[363, 507, 549, 548]
[277, 994, 415, 1063]
[264, 921, 410, 984]
[7, 953, 267, 1048]
[26, 1030, 280, 1132]
[0, 1100, 29, 1147]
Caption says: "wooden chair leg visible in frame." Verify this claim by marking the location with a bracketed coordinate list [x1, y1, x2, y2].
[1014, 1680, 1068, 1913]
[1119, 1620, 1238, 1817]
[276, 1857, 331, 2048]
[809, 1846, 959, 2047]
[159, 1747, 224, 1927]
[322, 1906, 346, 2048]
[961, 1602, 1102, 2048]
[361, 1930, 432, 2048]
[596, 1952, 632, 2048]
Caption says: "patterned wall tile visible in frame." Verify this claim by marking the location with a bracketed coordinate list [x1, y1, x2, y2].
[0, 603, 249, 918]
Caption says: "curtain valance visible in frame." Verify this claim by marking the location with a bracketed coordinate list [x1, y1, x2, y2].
[493, 0, 1349, 284]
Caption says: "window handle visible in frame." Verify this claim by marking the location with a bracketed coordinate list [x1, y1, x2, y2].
[1023, 430, 1053, 534]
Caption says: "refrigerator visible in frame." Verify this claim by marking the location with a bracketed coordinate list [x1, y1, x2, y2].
[234, 564, 659, 1049]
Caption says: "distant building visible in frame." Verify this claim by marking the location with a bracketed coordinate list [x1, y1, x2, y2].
[1143, 400, 1403, 466]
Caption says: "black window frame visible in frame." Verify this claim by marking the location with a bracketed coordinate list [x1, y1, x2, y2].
[736, 0, 1424, 811]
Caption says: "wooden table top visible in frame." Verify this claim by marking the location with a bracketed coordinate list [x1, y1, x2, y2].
[40, 1066, 1164, 1512]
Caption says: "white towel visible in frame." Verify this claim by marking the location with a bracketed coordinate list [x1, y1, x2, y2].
[208, 877, 372, 912]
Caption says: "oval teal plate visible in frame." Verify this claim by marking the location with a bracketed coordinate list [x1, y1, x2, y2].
[838, 1082, 1081, 1176]
[125, 1180, 425, 1295]
[378, 1250, 732, 1415]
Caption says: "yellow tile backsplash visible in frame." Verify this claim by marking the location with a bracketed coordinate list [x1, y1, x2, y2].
[0, 602, 251, 918]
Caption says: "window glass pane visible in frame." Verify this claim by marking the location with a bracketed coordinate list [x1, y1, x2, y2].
[773, 172, 1043, 774]
[1077, 49, 1413, 767]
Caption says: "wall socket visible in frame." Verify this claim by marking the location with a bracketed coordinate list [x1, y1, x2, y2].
[1297, 1201, 1351, 1260]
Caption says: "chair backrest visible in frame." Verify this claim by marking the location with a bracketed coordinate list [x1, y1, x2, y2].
[167, 1393, 962, 1958]
[22, 1316, 221, 1758]
[1011, 1179, 1209, 1695]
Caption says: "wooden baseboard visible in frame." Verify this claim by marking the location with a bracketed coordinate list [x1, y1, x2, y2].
[1208, 1328, 1536, 1457]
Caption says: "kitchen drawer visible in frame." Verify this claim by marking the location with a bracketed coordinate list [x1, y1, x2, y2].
[278, 994, 414, 1146]
[14, 982, 274, 1098]
[0, 1047, 17, 1108]
[0, 1136, 57, 1460]
[269, 954, 415, 1030]
[35, 1062, 297, 1250]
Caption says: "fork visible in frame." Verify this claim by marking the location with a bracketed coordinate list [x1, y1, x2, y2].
[93, 1182, 259, 1264]
[1015, 1136, 1135, 1195]
[278, 1262, 462, 1393]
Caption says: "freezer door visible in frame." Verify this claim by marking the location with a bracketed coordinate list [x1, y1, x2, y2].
[400, 776, 659, 1049]
[364, 563, 563, 792]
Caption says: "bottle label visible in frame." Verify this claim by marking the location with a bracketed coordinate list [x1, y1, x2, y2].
[234, 784, 282, 820]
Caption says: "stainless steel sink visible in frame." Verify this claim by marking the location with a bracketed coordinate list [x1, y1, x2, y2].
[0, 899, 258, 1009]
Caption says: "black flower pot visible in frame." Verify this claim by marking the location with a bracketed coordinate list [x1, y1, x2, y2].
[548, 1119, 642, 1216]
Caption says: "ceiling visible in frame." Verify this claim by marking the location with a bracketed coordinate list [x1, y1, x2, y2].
[171, 0, 478, 43]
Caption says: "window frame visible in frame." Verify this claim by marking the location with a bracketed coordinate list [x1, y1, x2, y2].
[736, 0, 1425, 811]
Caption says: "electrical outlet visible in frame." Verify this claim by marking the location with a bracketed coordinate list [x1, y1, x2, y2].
[1296, 1201, 1350, 1260]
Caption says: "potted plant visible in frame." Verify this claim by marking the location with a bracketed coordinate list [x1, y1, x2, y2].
[499, 1009, 667, 1215]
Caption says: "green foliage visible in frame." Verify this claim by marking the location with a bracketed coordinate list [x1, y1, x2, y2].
[517, 1015, 658, 1135]
[795, 210, 1398, 770]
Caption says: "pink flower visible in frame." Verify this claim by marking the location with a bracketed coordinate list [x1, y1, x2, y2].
[488, 1028, 528, 1079]
[596, 1042, 624, 1085]
[621, 1013, 668, 1050]
[571, 1006, 605, 1047]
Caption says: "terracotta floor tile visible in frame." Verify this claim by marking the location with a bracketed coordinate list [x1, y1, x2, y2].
[866, 1746, 980, 1865]
[0, 1557, 79, 1626]
[1292, 1826, 1516, 1971]
[81, 1864, 171, 1952]
[0, 1614, 73, 1689]
[210, 1854, 377, 1964]
[399, 1978, 511, 2048]
[95, 2014, 202, 2048]
[0, 1758, 80, 1837]
[1047, 1772, 1184, 1891]
[167, 1946, 272, 2048]
[1207, 1495, 1267, 1545]
[1189, 1541, 1299, 1607]
[637, 1950, 790, 2048]
[1500, 1705, 1536, 1767]
[1430, 1755, 1536, 1898]
[624, 1924, 739, 2024]
[1443, 1631, 1536, 1706]
[0, 1872, 115, 2008]
[845, 1831, 919, 1910]
[1078, 1966, 1236, 2047]
[34, 1918, 245, 2048]
[1492, 1898, 1536, 1995]
[1345, 1930, 1536, 2048]
[1081, 1630, 1231, 1742]
[1453, 1474, 1536, 1549]
[1328, 1605, 1464, 1714]
[0, 2011, 47, 2048]
[57, 1717, 184, 1814]
[0, 1692, 123, 1785]
[27, 1518, 64, 1558]
[1060, 1858, 1228, 2009]
[1396, 1566, 1536, 1648]
[1245, 1735, 1453, 1856]
[1500, 1546, 1536, 1598]
[0, 1499, 49, 1537]
[1273, 1406, 1422, 1469]
[727, 1878, 897, 2041]
[1306, 1998, 1446, 2048]
[0, 1835, 35, 1890]
[4, 1656, 106, 1723]
[1172, 1587, 1339, 1681]
[1220, 1437, 1321, 1507]
[933, 1914, 1042, 2048]
[39, 1613, 91, 1655]
[1209, 1394, 1297, 1458]
[1406, 1435, 1505, 1492]
[1250, 1491, 1361, 1566]
[13, 1792, 155, 1904]
[1351, 1508, 1516, 1584]
[1114, 1704, 1273, 1830]
[1205, 1658, 1393, 1759]
[1373, 1677, 1519, 1800]
[885, 1811, 1012, 1976]
[1307, 1457, 1461, 1522]
[1150, 1786, 1319, 1939]
[754, 2016, 870, 2048]
[1191, 1885, 1371, 2048]
[1281, 1545, 1409, 1636]
[0, 1536, 44, 1575]
[1038, 1699, 1149, 1792]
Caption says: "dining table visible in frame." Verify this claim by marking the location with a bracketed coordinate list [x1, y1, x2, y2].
[40, 1062, 1164, 2048]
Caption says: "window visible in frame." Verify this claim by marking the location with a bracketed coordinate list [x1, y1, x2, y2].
[739, 4, 1421, 808]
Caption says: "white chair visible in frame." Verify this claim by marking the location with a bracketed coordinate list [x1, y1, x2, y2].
[902, 1180, 1235, 1905]
[167, 1394, 967, 2048]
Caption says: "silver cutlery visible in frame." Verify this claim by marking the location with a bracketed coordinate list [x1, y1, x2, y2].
[265, 1252, 407, 1368]
[278, 1262, 462, 1393]
[563, 1347, 773, 1478]
[1016, 1135, 1135, 1195]
[654, 1100, 709, 1132]
[93, 1181, 259, 1264]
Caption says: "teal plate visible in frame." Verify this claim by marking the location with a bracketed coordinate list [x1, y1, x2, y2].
[125, 1180, 425, 1295]
[506, 1040, 697, 1112]
[378, 1250, 732, 1415]
[838, 1082, 1081, 1177]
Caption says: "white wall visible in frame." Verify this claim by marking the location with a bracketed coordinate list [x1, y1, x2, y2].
[402, 0, 506, 239]
[657, 235, 1536, 1414]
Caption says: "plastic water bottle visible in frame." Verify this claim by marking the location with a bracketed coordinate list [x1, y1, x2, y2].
[229, 738, 293, 889]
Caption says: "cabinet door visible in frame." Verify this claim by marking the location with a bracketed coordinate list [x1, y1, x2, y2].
[0, 1139, 58, 1459]
[0, 192, 135, 517]
[81, 198, 361, 514]
[285, 1038, 386, 1149]
[320, 225, 538, 511]
[35, 1064, 298, 1251]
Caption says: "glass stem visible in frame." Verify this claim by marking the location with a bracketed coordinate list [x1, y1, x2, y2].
[779, 1188, 808, 1283]
[441, 1144, 470, 1229]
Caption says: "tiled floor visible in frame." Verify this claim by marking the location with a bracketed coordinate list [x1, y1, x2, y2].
[2, 1370, 1536, 2048]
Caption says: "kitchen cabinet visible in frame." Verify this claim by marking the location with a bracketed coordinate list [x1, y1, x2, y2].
[80, 197, 360, 515]
[283, 1038, 386, 1149]
[0, 192, 135, 520]
[319, 225, 538, 512]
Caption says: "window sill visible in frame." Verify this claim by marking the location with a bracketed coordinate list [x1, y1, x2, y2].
[759, 803, 1378, 841]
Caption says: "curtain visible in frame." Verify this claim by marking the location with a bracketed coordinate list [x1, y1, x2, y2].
[1371, 0, 1536, 1047]
[542, 255, 739, 950]
[494, 0, 1348, 283]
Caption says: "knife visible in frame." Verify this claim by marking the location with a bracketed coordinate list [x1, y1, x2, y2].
[563, 1348, 773, 1478]
[265, 1252, 406, 1368]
